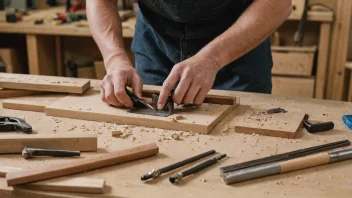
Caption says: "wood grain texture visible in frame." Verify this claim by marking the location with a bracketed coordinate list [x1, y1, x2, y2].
[6, 143, 159, 186]
[45, 89, 237, 134]
[272, 76, 315, 98]
[0, 73, 90, 94]
[0, 166, 24, 177]
[280, 153, 330, 173]
[22, 177, 105, 194]
[2, 99, 51, 112]
[272, 51, 315, 76]
[1, 167, 105, 194]
[0, 89, 44, 99]
[0, 133, 97, 153]
[235, 108, 305, 138]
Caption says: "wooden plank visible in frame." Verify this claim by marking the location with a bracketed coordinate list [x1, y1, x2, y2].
[0, 89, 44, 99]
[6, 143, 159, 186]
[0, 73, 90, 94]
[77, 67, 96, 79]
[288, 11, 333, 22]
[271, 46, 317, 53]
[0, 133, 97, 154]
[327, 0, 352, 100]
[0, 166, 24, 177]
[271, 49, 315, 76]
[55, 36, 64, 77]
[315, 23, 331, 99]
[309, 0, 336, 11]
[21, 177, 105, 194]
[272, 76, 315, 98]
[2, 99, 51, 112]
[0, 166, 105, 194]
[45, 89, 237, 134]
[235, 108, 305, 138]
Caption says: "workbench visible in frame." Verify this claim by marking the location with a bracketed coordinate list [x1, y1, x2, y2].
[0, 80, 351, 198]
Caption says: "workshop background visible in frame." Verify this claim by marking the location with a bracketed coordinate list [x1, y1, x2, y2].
[0, 0, 351, 101]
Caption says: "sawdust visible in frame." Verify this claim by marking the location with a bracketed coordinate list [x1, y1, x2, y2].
[200, 179, 207, 182]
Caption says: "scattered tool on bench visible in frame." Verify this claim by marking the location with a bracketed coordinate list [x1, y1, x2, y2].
[22, 147, 80, 159]
[342, 115, 352, 130]
[126, 88, 174, 117]
[220, 139, 350, 176]
[267, 107, 287, 114]
[303, 114, 334, 133]
[223, 148, 352, 185]
[170, 154, 227, 184]
[0, 116, 32, 134]
[141, 150, 216, 181]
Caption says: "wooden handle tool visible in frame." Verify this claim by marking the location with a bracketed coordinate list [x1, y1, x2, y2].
[6, 143, 159, 186]
[223, 149, 352, 185]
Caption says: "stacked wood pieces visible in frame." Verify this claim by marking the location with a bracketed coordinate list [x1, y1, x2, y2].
[0, 73, 90, 94]
[271, 46, 317, 98]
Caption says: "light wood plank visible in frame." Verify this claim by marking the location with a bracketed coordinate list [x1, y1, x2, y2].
[0, 73, 90, 94]
[2, 99, 51, 112]
[6, 143, 159, 186]
[0, 166, 24, 177]
[0, 133, 97, 154]
[22, 177, 105, 194]
[0, 89, 44, 99]
[272, 76, 315, 98]
[315, 23, 331, 99]
[235, 108, 305, 138]
[45, 89, 237, 134]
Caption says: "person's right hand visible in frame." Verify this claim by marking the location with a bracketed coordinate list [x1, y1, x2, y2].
[99, 59, 143, 108]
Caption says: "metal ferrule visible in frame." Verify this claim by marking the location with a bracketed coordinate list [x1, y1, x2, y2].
[223, 162, 280, 185]
[329, 149, 352, 163]
[170, 173, 183, 184]
[151, 169, 161, 178]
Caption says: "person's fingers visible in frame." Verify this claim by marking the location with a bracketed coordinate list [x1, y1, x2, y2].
[99, 83, 109, 104]
[193, 88, 209, 105]
[182, 81, 201, 104]
[105, 83, 122, 106]
[158, 70, 180, 109]
[131, 73, 143, 99]
[173, 76, 191, 105]
[114, 78, 133, 108]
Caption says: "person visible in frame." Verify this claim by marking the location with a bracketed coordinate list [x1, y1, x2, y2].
[87, 0, 292, 109]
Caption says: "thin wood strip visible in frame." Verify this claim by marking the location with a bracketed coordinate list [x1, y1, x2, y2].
[2, 99, 51, 112]
[0, 166, 24, 177]
[0, 89, 45, 99]
[271, 46, 317, 53]
[6, 143, 159, 186]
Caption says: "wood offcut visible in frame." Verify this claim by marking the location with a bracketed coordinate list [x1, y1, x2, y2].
[2, 99, 51, 112]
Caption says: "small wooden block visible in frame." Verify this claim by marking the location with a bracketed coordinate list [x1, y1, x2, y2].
[0, 133, 97, 154]
[272, 76, 315, 98]
[22, 177, 105, 194]
[6, 143, 159, 186]
[235, 108, 305, 138]
[0, 73, 90, 94]
[2, 99, 51, 112]
[0, 166, 24, 177]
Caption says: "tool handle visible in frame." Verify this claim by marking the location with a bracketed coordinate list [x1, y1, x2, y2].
[303, 120, 334, 133]
[280, 152, 330, 173]
[181, 154, 226, 178]
[160, 150, 216, 174]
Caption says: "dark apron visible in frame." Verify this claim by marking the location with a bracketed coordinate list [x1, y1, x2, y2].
[131, 0, 273, 93]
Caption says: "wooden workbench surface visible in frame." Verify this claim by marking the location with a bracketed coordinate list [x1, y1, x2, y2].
[0, 80, 351, 198]
[0, 6, 135, 38]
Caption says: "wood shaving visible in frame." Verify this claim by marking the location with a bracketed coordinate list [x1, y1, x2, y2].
[170, 117, 177, 122]
[171, 133, 180, 140]
[200, 179, 207, 182]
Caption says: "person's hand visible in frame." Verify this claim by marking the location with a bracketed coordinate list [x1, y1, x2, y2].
[99, 58, 143, 108]
[157, 55, 220, 109]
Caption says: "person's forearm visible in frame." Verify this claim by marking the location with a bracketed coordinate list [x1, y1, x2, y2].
[87, 0, 131, 71]
[196, 0, 292, 69]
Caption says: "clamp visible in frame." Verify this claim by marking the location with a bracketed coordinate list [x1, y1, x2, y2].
[0, 116, 32, 134]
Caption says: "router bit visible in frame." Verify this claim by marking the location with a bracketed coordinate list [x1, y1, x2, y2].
[22, 147, 80, 159]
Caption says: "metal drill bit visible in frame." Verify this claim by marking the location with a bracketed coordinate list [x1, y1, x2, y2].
[141, 150, 216, 181]
[170, 154, 227, 184]
[22, 147, 80, 159]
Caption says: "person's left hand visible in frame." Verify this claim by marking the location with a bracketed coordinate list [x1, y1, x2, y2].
[157, 55, 220, 109]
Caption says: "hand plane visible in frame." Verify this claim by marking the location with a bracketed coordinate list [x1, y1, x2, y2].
[126, 88, 174, 117]
[0, 116, 32, 134]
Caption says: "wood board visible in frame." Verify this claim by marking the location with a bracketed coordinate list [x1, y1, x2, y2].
[0, 73, 90, 94]
[272, 76, 315, 98]
[0, 89, 44, 99]
[6, 143, 159, 186]
[0, 133, 97, 153]
[0, 166, 105, 194]
[2, 99, 51, 112]
[235, 108, 305, 138]
[45, 90, 237, 134]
